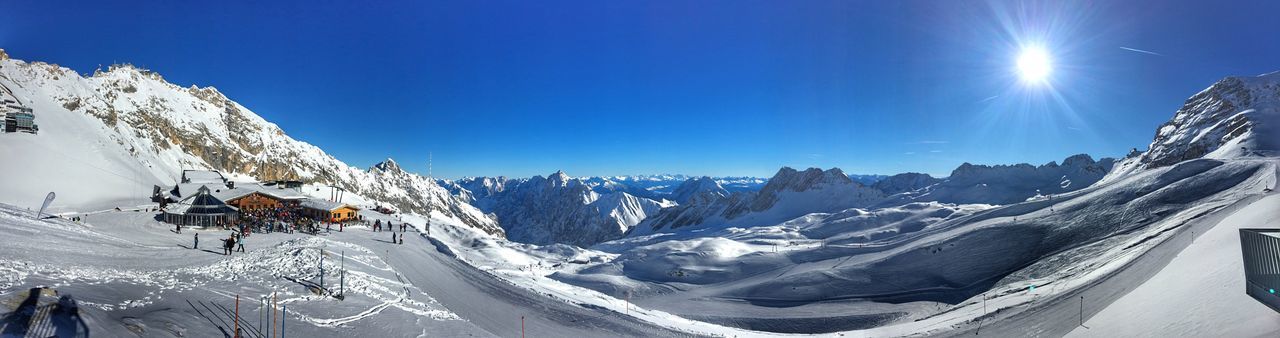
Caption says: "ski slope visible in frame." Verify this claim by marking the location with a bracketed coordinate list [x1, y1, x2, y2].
[1065, 193, 1280, 337]
[425, 158, 1278, 336]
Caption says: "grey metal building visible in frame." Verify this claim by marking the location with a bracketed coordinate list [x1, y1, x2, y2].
[1240, 228, 1280, 312]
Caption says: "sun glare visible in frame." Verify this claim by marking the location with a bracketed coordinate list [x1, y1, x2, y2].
[1016, 47, 1052, 84]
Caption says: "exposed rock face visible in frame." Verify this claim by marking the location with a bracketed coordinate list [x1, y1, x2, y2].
[1144, 74, 1280, 167]
[0, 57, 500, 235]
[452, 171, 671, 246]
[1104, 72, 1280, 182]
[364, 159, 503, 236]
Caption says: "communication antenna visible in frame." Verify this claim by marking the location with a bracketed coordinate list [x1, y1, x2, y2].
[427, 151, 436, 219]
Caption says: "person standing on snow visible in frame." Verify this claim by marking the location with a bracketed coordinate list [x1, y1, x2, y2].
[392, 231, 397, 243]
[237, 234, 245, 252]
[193, 233, 199, 249]
[176, 223, 181, 234]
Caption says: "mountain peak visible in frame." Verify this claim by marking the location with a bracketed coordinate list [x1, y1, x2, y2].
[1061, 154, 1096, 167]
[371, 158, 402, 173]
[1133, 71, 1280, 169]
[764, 167, 854, 193]
[670, 176, 728, 204]
[549, 170, 571, 182]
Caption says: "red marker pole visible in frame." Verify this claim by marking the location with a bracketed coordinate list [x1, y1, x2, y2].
[273, 292, 278, 338]
[235, 295, 240, 338]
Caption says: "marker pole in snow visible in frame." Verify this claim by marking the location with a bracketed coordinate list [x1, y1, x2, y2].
[976, 293, 986, 335]
[343, 249, 348, 299]
[281, 304, 287, 338]
[319, 248, 325, 294]
[1079, 296, 1085, 328]
[521, 315, 525, 338]
[273, 292, 278, 338]
[235, 295, 240, 338]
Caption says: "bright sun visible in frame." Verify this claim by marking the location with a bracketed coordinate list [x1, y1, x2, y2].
[1016, 47, 1052, 83]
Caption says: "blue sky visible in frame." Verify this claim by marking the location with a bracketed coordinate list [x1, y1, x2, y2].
[2, 1, 1278, 179]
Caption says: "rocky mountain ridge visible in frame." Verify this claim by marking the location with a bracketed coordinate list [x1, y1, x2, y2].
[0, 55, 500, 235]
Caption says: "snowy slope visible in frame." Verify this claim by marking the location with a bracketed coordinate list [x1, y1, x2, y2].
[1066, 193, 1280, 337]
[427, 72, 1280, 336]
[0, 203, 485, 338]
[0, 52, 495, 233]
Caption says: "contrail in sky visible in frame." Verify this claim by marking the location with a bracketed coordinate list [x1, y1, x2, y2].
[1119, 46, 1163, 56]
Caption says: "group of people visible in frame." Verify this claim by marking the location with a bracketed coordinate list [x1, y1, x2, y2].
[374, 220, 407, 244]
[239, 208, 302, 234]
[183, 213, 412, 257]
[372, 219, 408, 232]
[221, 232, 245, 255]
[191, 232, 244, 255]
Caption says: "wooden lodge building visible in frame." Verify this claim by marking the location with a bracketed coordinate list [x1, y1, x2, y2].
[154, 169, 364, 227]
[301, 199, 361, 223]
[214, 183, 307, 212]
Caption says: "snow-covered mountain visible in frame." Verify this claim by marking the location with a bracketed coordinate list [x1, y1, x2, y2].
[879, 154, 1116, 205]
[451, 171, 673, 246]
[0, 51, 499, 235]
[1108, 71, 1280, 179]
[668, 176, 729, 204]
[583, 174, 767, 198]
[871, 172, 942, 195]
[847, 173, 890, 186]
[631, 167, 886, 236]
[361, 159, 502, 235]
